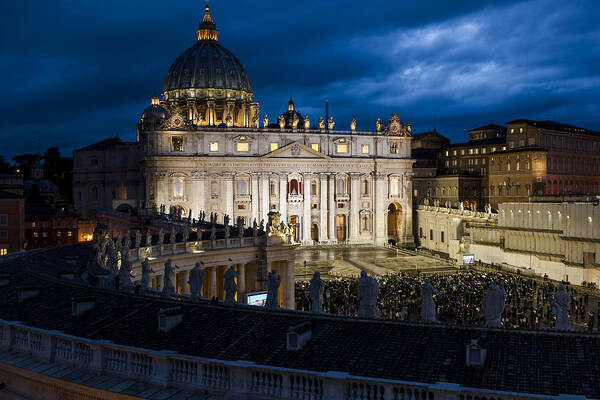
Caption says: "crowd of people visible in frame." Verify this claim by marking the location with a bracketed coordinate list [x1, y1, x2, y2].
[295, 271, 599, 330]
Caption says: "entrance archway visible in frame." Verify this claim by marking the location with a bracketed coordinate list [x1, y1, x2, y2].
[387, 202, 402, 244]
[336, 214, 346, 241]
[311, 223, 319, 242]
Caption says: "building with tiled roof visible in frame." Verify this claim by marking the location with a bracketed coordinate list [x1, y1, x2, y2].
[0, 243, 598, 399]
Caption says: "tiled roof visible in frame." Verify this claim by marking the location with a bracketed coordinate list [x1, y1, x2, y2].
[469, 124, 506, 132]
[76, 138, 138, 152]
[1, 244, 599, 398]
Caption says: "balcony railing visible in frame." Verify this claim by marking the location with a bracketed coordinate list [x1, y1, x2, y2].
[0, 319, 585, 400]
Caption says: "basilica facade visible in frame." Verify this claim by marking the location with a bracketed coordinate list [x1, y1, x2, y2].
[139, 5, 414, 246]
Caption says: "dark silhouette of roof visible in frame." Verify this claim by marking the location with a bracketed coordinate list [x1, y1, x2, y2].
[76, 138, 137, 152]
[1, 244, 599, 398]
[506, 119, 600, 136]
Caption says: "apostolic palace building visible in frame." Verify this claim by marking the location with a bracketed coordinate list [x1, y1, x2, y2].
[75, 5, 414, 247]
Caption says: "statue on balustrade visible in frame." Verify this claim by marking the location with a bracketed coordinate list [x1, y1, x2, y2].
[318, 116, 325, 130]
[252, 220, 258, 237]
[224, 214, 230, 226]
[265, 270, 281, 308]
[183, 225, 190, 242]
[170, 226, 176, 244]
[328, 116, 335, 130]
[486, 203, 493, 214]
[124, 231, 131, 249]
[278, 115, 285, 130]
[483, 281, 505, 328]
[224, 266, 239, 305]
[210, 224, 217, 241]
[309, 271, 324, 313]
[225, 224, 230, 239]
[420, 278, 438, 323]
[158, 228, 165, 245]
[135, 230, 142, 248]
[115, 232, 123, 249]
[551, 284, 571, 331]
[263, 114, 269, 128]
[259, 219, 265, 232]
[189, 262, 205, 301]
[358, 270, 379, 318]
[177, 207, 183, 221]
[188, 208, 192, 221]
[118, 250, 134, 291]
[140, 258, 155, 290]
[145, 230, 152, 247]
[161, 259, 178, 298]
[237, 219, 245, 238]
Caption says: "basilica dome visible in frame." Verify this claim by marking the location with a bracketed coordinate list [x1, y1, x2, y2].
[162, 5, 253, 102]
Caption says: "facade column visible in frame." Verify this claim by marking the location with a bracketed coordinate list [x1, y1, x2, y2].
[319, 173, 328, 242]
[285, 260, 295, 310]
[328, 174, 335, 241]
[260, 173, 270, 224]
[279, 175, 288, 223]
[182, 270, 190, 295]
[251, 173, 259, 225]
[373, 172, 388, 245]
[194, 172, 207, 218]
[237, 263, 246, 303]
[209, 267, 217, 299]
[207, 100, 216, 126]
[155, 173, 168, 210]
[223, 172, 234, 222]
[349, 173, 360, 241]
[303, 173, 312, 244]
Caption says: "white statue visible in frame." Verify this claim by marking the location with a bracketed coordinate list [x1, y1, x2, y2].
[486, 203, 492, 214]
[292, 113, 299, 130]
[161, 259, 178, 298]
[263, 114, 269, 127]
[145, 230, 152, 247]
[357, 271, 379, 318]
[158, 228, 165, 245]
[420, 278, 438, 323]
[170, 227, 176, 244]
[278, 115, 286, 130]
[115, 232, 123, 249]
[123, 230, 131, 249]
[483, 281, 505, 328]
[551, 284, 571, 331]
[135, 230, 141, 248]
[328, 116, 335, 130]
[318, 116, 325, 130]
[459, 202, 464, 211]
[189, 262, 205, 300]
[210, 224, 216, 240]
[224, 266, 239, 304]
[106, 242, 119, 275]
[376, 118, 382, 132]
[309, 271, 324, 313]
[118, 250, 134, 291]
[265, 270, 281, 308]
[140, 257, 155, 290]
[225, 224, 230, 239]
[350, 118, 356, 132]
[304, 115, 310, 130]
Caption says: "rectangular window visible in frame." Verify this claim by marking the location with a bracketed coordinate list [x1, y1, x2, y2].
[270, 204, 277, 210]
[67, 231, 72, 237]
[42, 232, 48, 238]
[336, 144, 348, 153]
[171, 136, 184, 152]
[429, 229, 433, 240]
[237, 204, 246, 210]
[482, 148, 486, 154]
[337, 203, 344, 208]
[33, 232, 39, 238]
[461, 150, 465, 155]
[311, 143, 319, 152]
[57, 231, 62, 237]
[441, 231, 445, 243]
[270, 142, 279, 152]
[0, 215, 6, 226]
[453, 150, 457, 156]
[209, 142, 219, 152]
[312, 203, 318, 209]
[361, 144, 370, 154]
[0, 230, 7, 239]
[419, 227, 423, 238]
[445, 151, 449, 156]
[0, 249, 6, 255]
[236, 142, 249, 152]
[519, 140, 525, 146]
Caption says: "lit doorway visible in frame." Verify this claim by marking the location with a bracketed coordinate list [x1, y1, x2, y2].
[387, 202, 402, 244]
[336, 214, 346, 241]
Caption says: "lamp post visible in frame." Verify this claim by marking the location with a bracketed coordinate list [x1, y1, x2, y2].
[304, 260, 307, 281]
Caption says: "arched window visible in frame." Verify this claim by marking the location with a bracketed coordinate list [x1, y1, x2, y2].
[311, 180, 318, 195]
[290, 179, 299, 195]
[336, 179, 345, 195]
[173, 178, 184, 198]
[270, 180, 277, 196]
[390, 177, 399, 197]
[362, 179, 369, 195]
[237, 179, 247, 195]
[211, 181, 218, 197]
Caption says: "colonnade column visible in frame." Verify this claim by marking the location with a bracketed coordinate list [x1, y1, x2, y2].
[328, 174, 336, 241]
[237, 263, 246, 303]
[349, 173, 360, 241]
[251, 173, 259, 225]
[303, 173, 312, 244]
[223, 172, 234, 222]
[319, 173, 328, 242]
[279, 175, 288, 223]
[373, 172, 387, 245]
[207, 100, 216, 126]
[285, 260, 295, 309]
[209, 267, 217, 299]
[182, 270, 190, 295]
[260, 173, 270, 223]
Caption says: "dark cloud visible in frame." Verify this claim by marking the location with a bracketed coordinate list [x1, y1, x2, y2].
[1, 0, 599, 158]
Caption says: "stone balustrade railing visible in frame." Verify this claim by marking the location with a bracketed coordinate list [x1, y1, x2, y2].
[122, 236, 266, 264]
[418, 205, 498, 220]
[0, 319, 586, 400]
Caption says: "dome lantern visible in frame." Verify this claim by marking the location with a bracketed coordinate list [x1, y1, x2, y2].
[197, 4, 218, 41]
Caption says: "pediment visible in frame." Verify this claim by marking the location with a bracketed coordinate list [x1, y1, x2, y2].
[262, 141, 331, 159]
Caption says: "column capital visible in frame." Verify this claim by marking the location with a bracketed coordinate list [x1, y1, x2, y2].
[191, 171, 208, 179]
[371, 171, 388, 180]
[249, 172, 261, 178]
[349, 172, 362, 179]
[222, 172, 235, 180]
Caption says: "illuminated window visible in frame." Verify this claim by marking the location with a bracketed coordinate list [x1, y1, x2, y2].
[210, 142, 219, 152]
[57, 231, 62, 237]
[511, 128, 515, 133]
[311, 143, 319, 152]
[67, 231, 72, 237]
[270, 142, 279, 152]
[236, 142, 249, 152]
[0, 249, 6, 255]
[171, 136, 184, 152]
[33, 232, 39, 238]
[519, 127, 524, 133]
[337, 144, 348, 153]
[362, 145, 370, 154]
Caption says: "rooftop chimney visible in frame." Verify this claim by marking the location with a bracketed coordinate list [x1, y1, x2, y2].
[466, 339, 486, 367]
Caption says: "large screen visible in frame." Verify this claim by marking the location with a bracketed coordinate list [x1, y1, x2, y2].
[462, 254, 475, 265]
[247, 291, 268, 306]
